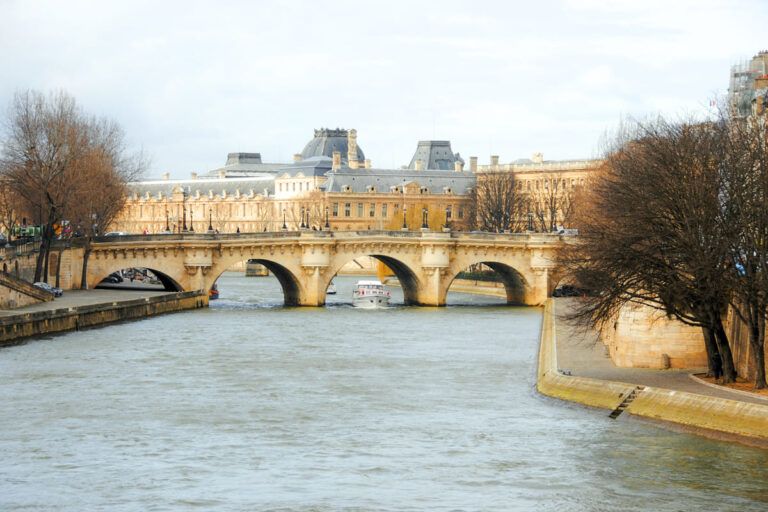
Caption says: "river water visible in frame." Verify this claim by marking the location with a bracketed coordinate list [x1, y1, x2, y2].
[1, 273, 768, 511]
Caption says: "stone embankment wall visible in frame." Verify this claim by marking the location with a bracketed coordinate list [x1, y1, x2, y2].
[600, 303, 707, 369]
[724, 308, 768, 382]
[537, 300, 768, 445]
[0, 291, 207, 346]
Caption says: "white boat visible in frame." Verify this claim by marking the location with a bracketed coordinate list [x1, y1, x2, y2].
[353, 280, 391, 308]
[327, 281, 337, 295]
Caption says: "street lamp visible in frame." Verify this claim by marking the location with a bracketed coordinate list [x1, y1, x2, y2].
[181, 187, 188, 232]
[300, 207, 306, 229]
[282, 208, 287, 230]
[421, 207, 428, 230]
[165, 209, 170, 233]
[189, 209, 194, 232]
[305, 209, 310, 229]
[325, 206, 330, 230]
[402, 205, 407, 230]
[527, 211, 534, 232]
[208, 208, 214, 233]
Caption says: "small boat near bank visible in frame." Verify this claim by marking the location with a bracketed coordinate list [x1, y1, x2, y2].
[353, 280, 390, 308]
[209, 283, 220, 300]
[327, 281, 337, 295]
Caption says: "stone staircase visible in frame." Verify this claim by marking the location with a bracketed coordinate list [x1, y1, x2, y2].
[0, 272, 54, 309]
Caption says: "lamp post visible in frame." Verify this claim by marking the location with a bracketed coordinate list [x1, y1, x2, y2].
[325, 206, 330, 230]
[189, 209, 194, 232]
[165, 209, 170, 233]
[181, 188, 188, 232]
[402, 205, 407, 230]
[207, 208, 214, 233]
[305, 209, 310, 229]
[282, 208, 287, 230]
[421, 207, 428, 230]
[300, 207, 306, 229]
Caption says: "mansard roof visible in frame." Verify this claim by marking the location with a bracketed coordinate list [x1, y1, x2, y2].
[322, 168, 475, 195]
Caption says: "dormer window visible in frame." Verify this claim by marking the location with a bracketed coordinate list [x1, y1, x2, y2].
[443, 187, 452, 194]
[367, 185, 376, 193]
[342, 185, 352, 193]
[420, 187, 429, 194]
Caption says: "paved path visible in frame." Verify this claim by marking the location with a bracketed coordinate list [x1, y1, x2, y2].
[554, 298, 768, 406]
[0, 288, 174, 317]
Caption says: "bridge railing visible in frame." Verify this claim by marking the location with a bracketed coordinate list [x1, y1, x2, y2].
[80, 229, 577, 245]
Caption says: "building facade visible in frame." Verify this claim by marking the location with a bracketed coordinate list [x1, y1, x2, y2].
[110, 128, 600, 235]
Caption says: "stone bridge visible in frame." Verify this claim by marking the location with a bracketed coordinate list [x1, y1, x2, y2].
[36, 231, 571, 306]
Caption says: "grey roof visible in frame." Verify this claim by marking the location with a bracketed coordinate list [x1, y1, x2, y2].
[300, 128, 365, 163]
[128, 176, 275, 198]
[323, 168, 475, 194]
[276, 156, 333, 178]
[408, 140, 463, 170]
[203, 152, 290, 177]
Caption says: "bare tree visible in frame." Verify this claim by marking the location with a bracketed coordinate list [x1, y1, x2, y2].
[560, 117, 739, 382]
[467, 171, 526, 232]
[721, 114, 768, 388]
[0, 90, 146, 286]
[69, 118, 146, 288]
[524, 172, 580, 232]
[0, 90, 89, 282]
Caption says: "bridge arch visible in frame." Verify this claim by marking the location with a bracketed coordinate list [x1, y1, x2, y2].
[322, 252, 423, 305]
[92, 266, 184, 291]
[441, 260, 531, 306]
[208, 255, 305, 307]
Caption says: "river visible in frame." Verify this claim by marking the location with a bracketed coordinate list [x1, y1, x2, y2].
[1, 272, 767, 511]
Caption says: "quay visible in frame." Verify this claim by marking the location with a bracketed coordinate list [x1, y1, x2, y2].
[0, 288, 207, 347]
[537, 298, 768, 447]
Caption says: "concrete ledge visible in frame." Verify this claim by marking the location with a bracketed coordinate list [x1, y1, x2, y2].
[536, 299, 768, 444]
[0, 291, 208, 346]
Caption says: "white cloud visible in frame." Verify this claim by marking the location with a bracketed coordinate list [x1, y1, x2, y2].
[0, 0, 766, 175]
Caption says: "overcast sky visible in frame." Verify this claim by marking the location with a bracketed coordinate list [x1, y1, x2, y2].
[1, 0, 765, 177]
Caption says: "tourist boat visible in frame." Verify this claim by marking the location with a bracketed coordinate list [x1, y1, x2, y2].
[209, 283, 219, 300]
[327, 281, 337, 295]
[352, 280, 390, 308]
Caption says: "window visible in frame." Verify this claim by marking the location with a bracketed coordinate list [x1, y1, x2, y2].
[357, 203, 363, 217]
[369, 203, 375, 217]
[344, 203, 351, 217]
[292, 182, 296, 192]
[446, 205, 452, 220]
[332, 203, 339, 217]
[382, 203, 388, 218]
[458, 207, 464, 219]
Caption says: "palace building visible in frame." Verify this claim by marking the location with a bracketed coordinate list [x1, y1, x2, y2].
[110, 128, 599, 234]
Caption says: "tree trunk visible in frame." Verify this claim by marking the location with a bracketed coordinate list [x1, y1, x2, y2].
[701, 326, 722, 379]
[43, 244, 50, 283]
[713, 314, 737, 384]
[80, 238, 92, 290]
[749, 304, 767, 389]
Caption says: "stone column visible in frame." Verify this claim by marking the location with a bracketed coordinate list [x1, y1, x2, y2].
[347, 129, 359, 169]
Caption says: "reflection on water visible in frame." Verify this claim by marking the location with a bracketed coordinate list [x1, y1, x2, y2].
[0, 272, 766, 511]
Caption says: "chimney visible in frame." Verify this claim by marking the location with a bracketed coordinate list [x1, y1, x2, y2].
[454, 161, 464, 172]
[190, 172, 198, 180]
[162, 172, 170, 181]
[293, 153, 302, 162]
[364, 159, 372, 169]
[532, 152, 544, 164]
[469, 156, 478, 173]
[332, 151, 341, 170]
[490, 155, 500, 167]
[347, 129, 359, 169]
[414, 159, 424, 171]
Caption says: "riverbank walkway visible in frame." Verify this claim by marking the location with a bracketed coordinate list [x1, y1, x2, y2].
[554, 298, 768, 406]
[0, 286, 172, 318]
